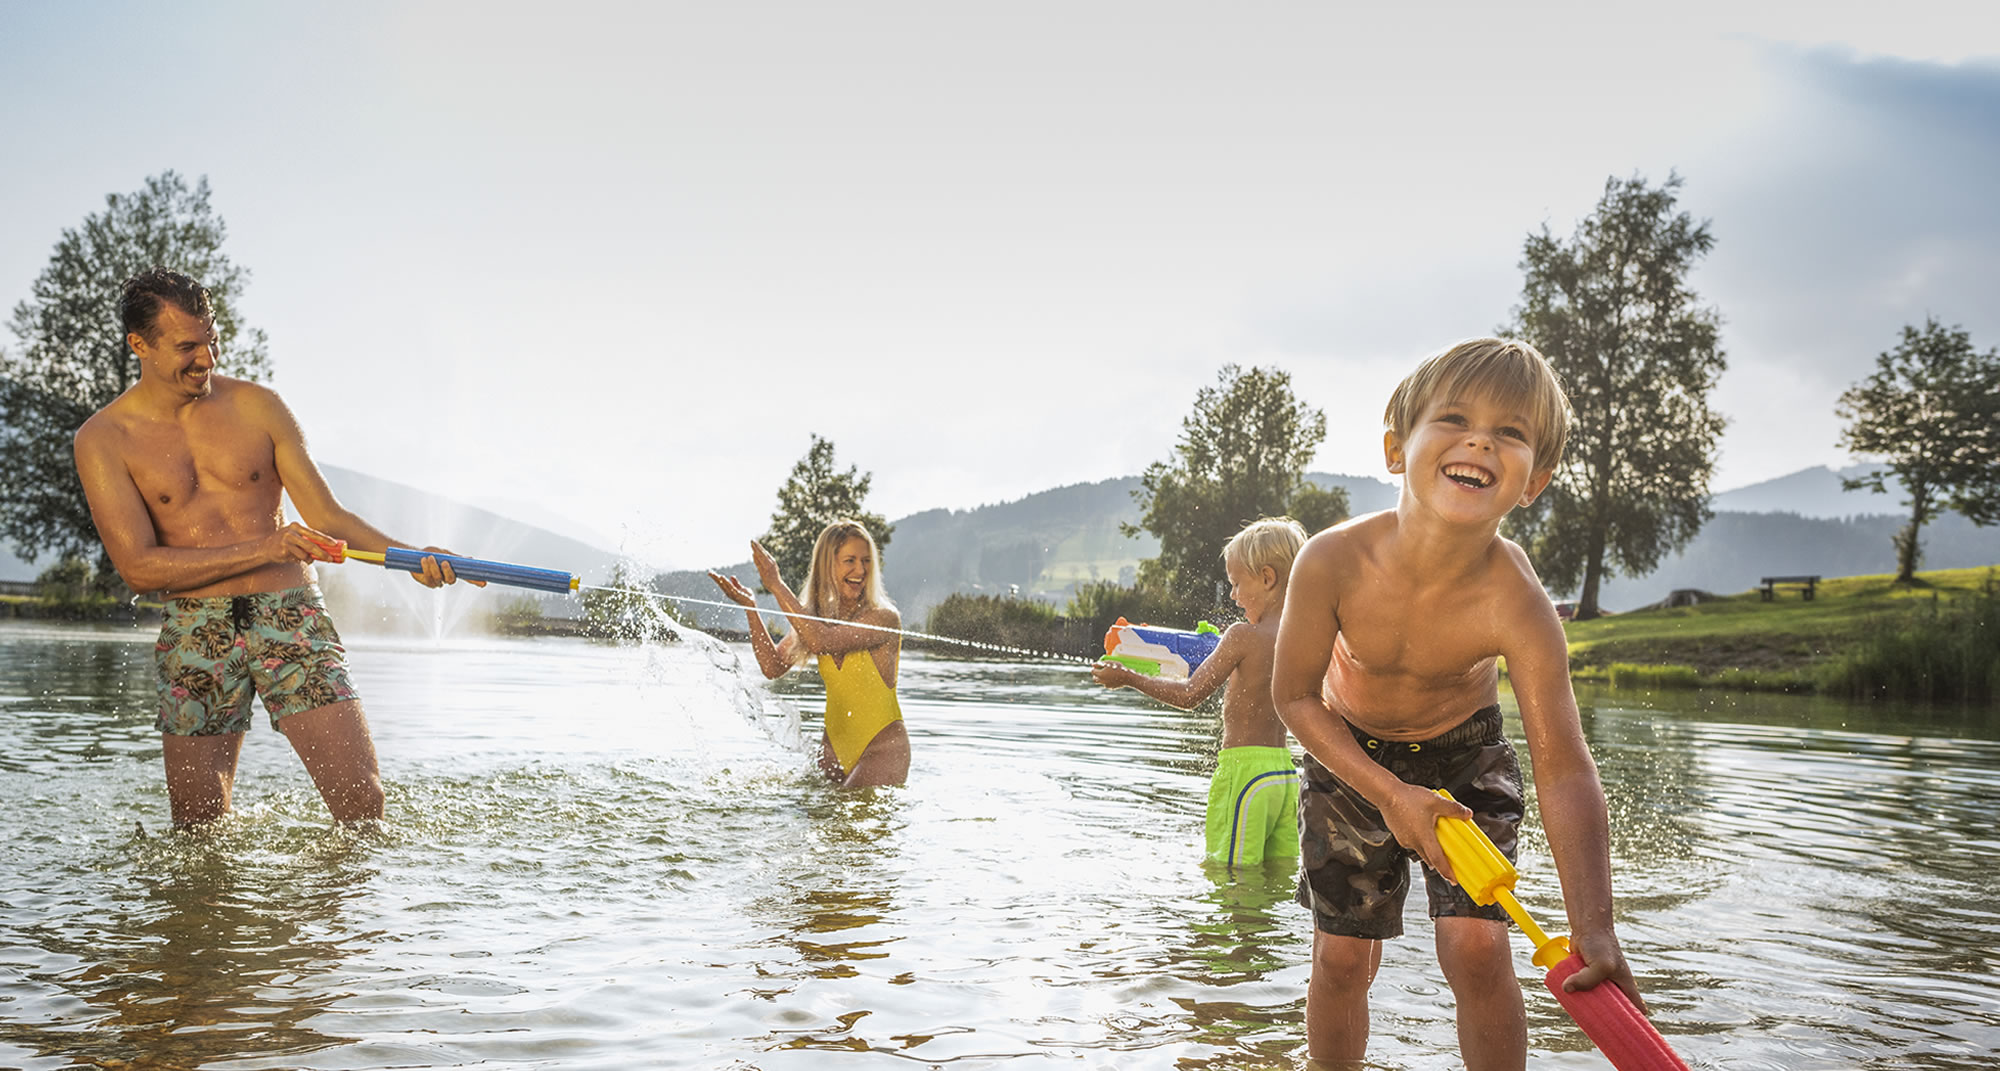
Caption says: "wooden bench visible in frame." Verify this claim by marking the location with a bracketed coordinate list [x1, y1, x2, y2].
[1759, 575, 1820, 602]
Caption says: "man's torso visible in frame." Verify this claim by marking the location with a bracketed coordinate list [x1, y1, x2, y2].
[102, 377, 311, 598]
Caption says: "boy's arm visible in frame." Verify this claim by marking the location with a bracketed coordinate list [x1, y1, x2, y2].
[1271, 535, 1472, 879]
[1504, 576, 1643, 1008]
[1092, 623, 1247, 709]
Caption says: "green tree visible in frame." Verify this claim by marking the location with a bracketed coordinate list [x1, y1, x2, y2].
[1127, 364, 1339, 615]
[1835, 318, 2000, 584]
[1504, 172, 1726, 621]
[761, 434, 893, 588]
[0, 171, 270, 580]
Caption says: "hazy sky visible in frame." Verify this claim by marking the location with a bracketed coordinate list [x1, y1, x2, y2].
[3, 2, 1996, 570]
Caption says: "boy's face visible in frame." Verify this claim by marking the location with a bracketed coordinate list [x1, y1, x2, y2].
[1385, 392, 1553, 525]
[1226, 558, 1278, 623]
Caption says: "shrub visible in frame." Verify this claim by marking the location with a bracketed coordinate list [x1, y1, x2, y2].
[1816, 573, 1999, 703]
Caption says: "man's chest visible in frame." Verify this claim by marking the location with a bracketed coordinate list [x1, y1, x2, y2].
[122, 418, 277, 509]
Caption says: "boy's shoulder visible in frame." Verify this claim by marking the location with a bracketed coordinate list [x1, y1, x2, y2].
[1221, 618, 1277, 649]
[1295, 510, 1395, 571]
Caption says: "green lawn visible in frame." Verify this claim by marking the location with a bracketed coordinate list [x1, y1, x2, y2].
[1559, 565, 2000, 689]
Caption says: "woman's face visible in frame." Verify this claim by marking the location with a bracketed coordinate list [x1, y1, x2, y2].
[832, 536, 873, 608]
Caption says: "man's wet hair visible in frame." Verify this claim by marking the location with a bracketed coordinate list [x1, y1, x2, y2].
[1383, 337, 1573, 473]
[119, 269, 213, 343]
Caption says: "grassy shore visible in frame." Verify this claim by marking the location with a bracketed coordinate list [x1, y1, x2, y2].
[1560, 565, 1999, 696]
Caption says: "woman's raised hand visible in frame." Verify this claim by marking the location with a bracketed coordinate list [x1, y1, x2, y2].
[750, 540, 783, 591]
[708, 570, 757, 608]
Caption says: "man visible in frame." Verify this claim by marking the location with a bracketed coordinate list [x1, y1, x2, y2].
[74, 268, 471, 827]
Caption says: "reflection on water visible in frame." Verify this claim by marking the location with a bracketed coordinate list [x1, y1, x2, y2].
[0, 623, 1996, 1069]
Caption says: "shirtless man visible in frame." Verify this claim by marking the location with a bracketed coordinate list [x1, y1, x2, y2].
[74, 268, 468, 828]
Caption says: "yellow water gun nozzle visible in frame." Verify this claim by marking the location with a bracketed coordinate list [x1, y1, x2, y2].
[1435, 789, 1573, 967]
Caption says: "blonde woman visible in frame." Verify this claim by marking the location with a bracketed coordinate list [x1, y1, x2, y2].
[710, 520, 909, 787]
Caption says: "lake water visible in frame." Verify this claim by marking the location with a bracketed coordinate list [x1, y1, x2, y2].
[0, 618, 1995, 1070]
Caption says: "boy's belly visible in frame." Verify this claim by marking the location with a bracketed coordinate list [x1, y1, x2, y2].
[1323, 663, 1499, 741]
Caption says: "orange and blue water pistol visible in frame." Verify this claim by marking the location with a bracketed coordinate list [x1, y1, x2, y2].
[1433, 789, 1691, 1071]
[315, 539, 579, 595]
[1100, 617, 1222, 680]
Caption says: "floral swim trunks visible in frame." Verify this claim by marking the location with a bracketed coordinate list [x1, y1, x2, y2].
[154, 585, 360, 736]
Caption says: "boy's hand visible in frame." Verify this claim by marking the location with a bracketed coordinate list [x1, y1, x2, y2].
[1090, 661, 1133, 688]
[1561, 929, 1648, 1014]
[1384, 783, 1471, 883]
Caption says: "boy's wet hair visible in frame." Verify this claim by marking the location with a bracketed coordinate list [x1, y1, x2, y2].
[1222, 517, 1308, 584]
[1384, 337, 1572, 473]
[119, 268, 213, 342]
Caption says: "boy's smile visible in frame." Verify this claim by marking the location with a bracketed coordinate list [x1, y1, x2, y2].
[1389, 395, 1551, 521]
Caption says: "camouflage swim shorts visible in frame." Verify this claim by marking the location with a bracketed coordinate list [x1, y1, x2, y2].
[1295, 705, 1523, 939]
[154, 585, 360, 736]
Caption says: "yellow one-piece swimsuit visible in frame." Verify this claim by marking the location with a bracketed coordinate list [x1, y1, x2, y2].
[818, 646, 904, 773]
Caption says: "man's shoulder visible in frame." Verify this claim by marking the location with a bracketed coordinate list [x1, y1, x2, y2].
[75, 393, 137, 448]
[209, 375, 282, 409]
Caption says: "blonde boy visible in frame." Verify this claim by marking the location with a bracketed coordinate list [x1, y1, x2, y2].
[1271, 339, 1642, 1070]
[1092, 517, 1305, 868]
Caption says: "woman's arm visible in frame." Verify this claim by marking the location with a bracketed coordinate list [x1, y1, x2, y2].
[710, 570, 796, 679]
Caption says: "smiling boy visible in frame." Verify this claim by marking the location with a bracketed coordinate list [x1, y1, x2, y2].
[1271, 338, 1642, 1070]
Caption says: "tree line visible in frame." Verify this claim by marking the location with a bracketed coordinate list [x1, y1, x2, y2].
[3, 170, 1996, 625]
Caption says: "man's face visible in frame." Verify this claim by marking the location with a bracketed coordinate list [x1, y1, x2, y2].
[131, 303, 220, 399]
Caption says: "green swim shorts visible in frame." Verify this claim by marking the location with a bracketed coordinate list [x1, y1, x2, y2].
[1205, 745, 1301, 867]
[154, 585, 360, 736]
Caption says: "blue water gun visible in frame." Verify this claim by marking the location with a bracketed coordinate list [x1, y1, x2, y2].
[315, 538, 580, 595]
[1100, 616, 1222, 680]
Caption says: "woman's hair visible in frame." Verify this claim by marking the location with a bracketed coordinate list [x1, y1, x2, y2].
[788, 519, 894, 667]
[1222, 516, 1308, 585]
[800, 520, 894, 615]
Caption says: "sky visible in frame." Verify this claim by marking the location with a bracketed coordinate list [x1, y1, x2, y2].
[3, 2, 1997, 571]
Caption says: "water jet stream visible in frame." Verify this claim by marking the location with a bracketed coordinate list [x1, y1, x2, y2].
[579, 586, 1099, 667]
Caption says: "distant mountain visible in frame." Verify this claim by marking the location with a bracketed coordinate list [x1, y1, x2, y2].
[1709, 464, 1903, 518]
[666, 471, 1400, 630]
[1592, 509, 2000, 611]
[7, 458, 1991, 625]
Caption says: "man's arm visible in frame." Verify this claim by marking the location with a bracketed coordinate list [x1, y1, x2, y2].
[1270, 533, 1471, 878]
[73, 418, 331, 594]
[1500, 560, 1640, 1006]
[257, 387, 464, 587]
[1091, 622, 1245, 709]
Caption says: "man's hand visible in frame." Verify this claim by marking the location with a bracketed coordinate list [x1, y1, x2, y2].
[268, 522, 343, 565]
[408, 547, 485, 589]
[1383, 782, 1471, 883]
